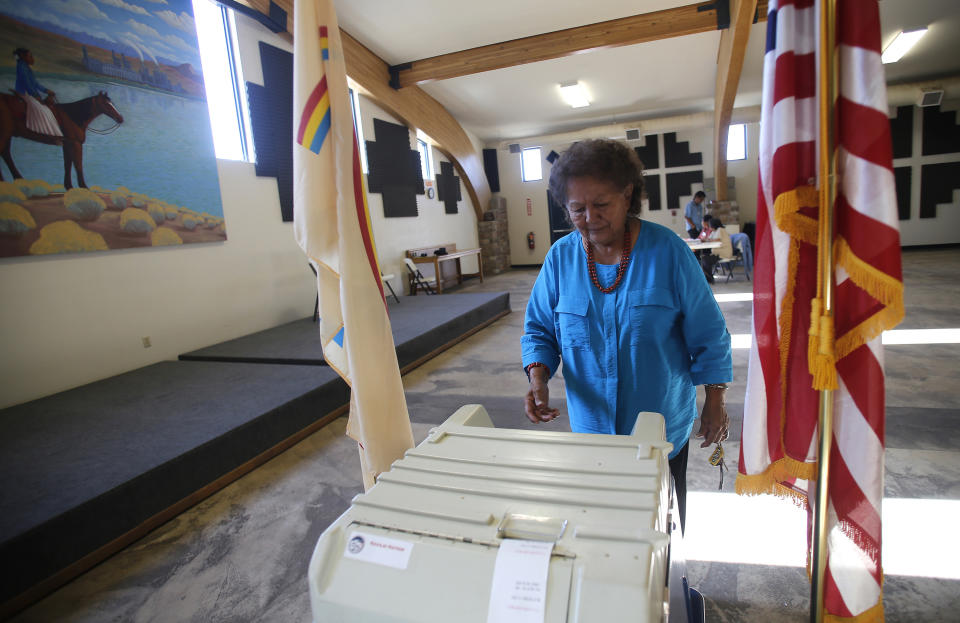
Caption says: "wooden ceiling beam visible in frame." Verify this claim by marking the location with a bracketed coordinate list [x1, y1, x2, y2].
[392, 2, 723, 87]
[713, 0, 759, 201]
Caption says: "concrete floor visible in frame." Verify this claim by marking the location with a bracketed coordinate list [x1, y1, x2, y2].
[11, 247, 960, 622]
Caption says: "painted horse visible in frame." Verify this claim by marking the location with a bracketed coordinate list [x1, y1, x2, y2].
[0, 91, 124, 189]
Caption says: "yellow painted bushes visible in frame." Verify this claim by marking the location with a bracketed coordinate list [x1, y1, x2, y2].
[29, 220, 107, 254]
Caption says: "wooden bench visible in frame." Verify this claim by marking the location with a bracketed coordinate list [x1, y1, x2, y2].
[406, 243, 483, 294]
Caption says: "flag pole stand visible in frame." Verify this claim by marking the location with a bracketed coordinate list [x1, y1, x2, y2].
[810, 0, 838, 621]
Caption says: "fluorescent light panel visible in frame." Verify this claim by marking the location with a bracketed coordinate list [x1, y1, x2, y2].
[559, 82, 590, 108]
[881, 29, 927, 64]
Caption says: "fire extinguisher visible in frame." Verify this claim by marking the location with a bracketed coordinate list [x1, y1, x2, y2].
[527, 231, 535, 249]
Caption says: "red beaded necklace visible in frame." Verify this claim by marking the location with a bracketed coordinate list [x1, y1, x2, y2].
[586, 225, 633, 294]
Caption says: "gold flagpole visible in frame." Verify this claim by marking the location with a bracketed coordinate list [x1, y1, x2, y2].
[811, 0, 838, 620]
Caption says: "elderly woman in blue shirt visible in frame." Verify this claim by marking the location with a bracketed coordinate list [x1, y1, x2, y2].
[522, 139, 732, 531]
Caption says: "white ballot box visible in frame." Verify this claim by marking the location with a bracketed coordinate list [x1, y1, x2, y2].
[308, 405, 676, 623]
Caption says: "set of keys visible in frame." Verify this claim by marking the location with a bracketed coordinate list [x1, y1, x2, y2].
[709, 442, 728, 490]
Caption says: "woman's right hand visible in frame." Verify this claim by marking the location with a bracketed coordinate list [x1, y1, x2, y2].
[525, 369, 560, 423]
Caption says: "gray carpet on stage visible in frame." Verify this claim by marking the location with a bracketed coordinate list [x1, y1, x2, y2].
[179, 292, 511, 369]
[0, 291, 509, 610]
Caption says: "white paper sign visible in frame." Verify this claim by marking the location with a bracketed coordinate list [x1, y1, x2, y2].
[487, 539, 554, 623]
[342, 531, 413, 570]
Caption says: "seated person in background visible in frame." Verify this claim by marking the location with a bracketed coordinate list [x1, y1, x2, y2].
[700, 217, 734, 284]
[684, 191, 707, 238]
[697, 214, 713, 241]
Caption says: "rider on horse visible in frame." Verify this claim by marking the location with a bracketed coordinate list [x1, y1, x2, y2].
[14, 48, 63, 146]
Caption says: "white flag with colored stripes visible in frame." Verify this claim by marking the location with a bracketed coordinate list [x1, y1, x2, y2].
[293, 0, 413, 489]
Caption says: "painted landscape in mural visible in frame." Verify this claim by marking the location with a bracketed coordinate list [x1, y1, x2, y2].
[0, 0, 224, 257]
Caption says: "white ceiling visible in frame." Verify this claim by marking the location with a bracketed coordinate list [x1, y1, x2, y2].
[335, 0, 960, 143]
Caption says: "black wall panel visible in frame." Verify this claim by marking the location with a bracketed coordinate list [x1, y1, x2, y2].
[922, 106, 960, 156]
[643, 174, 661, 211]
[634, 134, 659, 170]
[482, 148, 500, 193]
[894, 166, 912, 221]
[246, 43, 294, 221]
[889, 106, 913, 160]
[435, 161, 461, 214]
[366, 118, 423, 218]
[666, 171, 704, 212]
[663, 132, 702, 168]
[920, 162, 960, 219]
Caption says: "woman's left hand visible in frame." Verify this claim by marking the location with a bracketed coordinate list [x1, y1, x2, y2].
[695, 388, 729, 447]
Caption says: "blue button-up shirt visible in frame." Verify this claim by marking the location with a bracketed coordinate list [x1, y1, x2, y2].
[521, 220, 732, 458]
[685, 200, 704, 229]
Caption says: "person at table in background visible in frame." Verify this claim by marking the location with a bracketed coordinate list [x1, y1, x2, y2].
[697, 214, 714, 241]
[699, 217, 734, 284]
[521, 140, 732, 532]
[684, 190, 707, 238]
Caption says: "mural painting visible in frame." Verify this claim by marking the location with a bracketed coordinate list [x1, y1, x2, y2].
[0, 0, 224, 258]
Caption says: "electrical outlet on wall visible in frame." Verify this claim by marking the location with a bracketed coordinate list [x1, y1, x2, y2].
[142, 336, 152, 349]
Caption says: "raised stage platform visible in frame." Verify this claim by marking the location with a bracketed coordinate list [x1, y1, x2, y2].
[0, 291, 510, 616]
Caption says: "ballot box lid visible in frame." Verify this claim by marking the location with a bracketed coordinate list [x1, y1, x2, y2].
[308, 406, 674, 623]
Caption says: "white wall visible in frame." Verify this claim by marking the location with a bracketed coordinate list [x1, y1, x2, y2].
[0, 158, 315, 409]
[495, 119, 761, 265]
[357, 97, 479, 291]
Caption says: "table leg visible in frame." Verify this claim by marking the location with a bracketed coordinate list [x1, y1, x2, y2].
[434, 257, 443, 294]
[478, 253, 484, 282]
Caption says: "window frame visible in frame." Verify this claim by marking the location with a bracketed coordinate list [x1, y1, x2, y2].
[726, 123, 747, 161]
[417, 138, 432, 180]
[521, 147, 543, 182]
[348, 87, 369, 174]
[193, 0, 254, 162]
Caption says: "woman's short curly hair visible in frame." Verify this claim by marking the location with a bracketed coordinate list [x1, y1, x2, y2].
[547, 139, 645, 217]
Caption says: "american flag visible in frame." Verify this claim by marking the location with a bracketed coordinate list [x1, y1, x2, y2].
[292, 0, 414, 489]
[737, 0, 903, 619]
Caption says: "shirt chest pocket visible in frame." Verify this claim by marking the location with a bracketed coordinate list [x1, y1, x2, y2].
[555, 296, 591, 350]
[628, 288, 679, 345]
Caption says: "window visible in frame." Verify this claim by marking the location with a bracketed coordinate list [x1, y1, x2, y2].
[348, 87, 369, 173]
[727, 123, 747, 161]
[193, 0, 253, 162]
[521, 147, 543, 182]
[417, 139, 432, 179]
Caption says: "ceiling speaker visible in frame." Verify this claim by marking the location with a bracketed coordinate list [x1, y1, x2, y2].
[508, 143, 521, 154]
[625, 129, 640, 141]
[918, 89, 943, 108]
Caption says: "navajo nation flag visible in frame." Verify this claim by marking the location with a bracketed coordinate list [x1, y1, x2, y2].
[738, 0, 903, 620]
[293, 0, 413, 489]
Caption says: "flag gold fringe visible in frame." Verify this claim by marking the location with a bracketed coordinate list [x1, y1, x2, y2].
[774, 185, 820, 246]
[833, 236, 906, 360]
[735, 457, 818, 497]
[824, 596, 885, 623]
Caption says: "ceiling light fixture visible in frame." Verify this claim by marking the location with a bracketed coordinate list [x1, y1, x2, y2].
[881, 28, 928, 64]
[559, 82, 590, 108]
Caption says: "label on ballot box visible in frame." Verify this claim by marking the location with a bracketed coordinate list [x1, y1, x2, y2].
[342, 531, 413, 570]
[487, 539, 553, 623]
